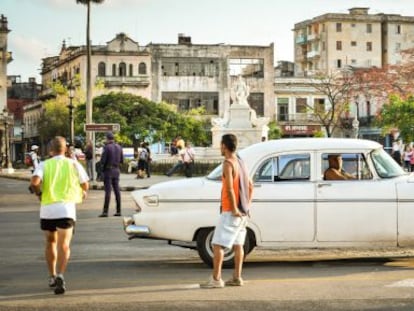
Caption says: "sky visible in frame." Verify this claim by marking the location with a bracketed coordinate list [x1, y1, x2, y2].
[3, 0, 414, 82]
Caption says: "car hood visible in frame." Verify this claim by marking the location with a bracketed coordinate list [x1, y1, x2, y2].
[131, 176, 221, 203]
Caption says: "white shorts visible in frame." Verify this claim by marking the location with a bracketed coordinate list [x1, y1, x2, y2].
[211, 212, 248, 249]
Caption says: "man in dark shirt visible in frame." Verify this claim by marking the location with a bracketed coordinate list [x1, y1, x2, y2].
[99, 132, 124, 217]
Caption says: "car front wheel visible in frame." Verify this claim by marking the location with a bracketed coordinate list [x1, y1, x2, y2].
[196, 227, 252, 268]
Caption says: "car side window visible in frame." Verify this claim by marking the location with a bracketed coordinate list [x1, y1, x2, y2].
[255, 154, 310, 182]
[321, 153, 372, 180]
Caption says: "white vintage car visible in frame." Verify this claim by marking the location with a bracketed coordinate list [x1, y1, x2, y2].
[123, 138, 414, 267]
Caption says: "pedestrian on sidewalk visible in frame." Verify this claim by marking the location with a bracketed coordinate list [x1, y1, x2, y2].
[30, 136, 89, 295]
[99, 132, 123, 217]
[200, 134, 253, 289]
[30, 145, 41, 172]
[183, 141, 195, 178]
[84, 140, 94, 180]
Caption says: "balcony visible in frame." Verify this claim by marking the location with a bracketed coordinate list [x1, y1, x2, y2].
[99, 75, 150, 87]
[307, 33, 319, 41]
[306, 50, 320, 58]
[278, 113, 320, 123]
[295, 35, 307, 44]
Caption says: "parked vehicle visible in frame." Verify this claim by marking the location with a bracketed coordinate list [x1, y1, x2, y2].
[123, 138, 413, 267]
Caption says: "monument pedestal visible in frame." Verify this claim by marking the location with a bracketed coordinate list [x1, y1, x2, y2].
[212, 104, 267, 149]
[210, 76, 270, 151]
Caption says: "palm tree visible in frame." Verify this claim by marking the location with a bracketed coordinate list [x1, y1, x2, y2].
[76, 0, 104, 129]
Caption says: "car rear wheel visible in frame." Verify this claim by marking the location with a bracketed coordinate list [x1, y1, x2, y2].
[196, 227, 254, 268]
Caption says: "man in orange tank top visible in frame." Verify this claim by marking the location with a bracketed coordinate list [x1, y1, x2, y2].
[200, 134, 253, 288]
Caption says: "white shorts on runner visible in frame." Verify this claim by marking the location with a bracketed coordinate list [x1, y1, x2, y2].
[212, 212, 248, 249]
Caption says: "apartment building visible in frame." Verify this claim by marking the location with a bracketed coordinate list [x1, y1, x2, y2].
[293, 7, 414, 76]
[282, 7, 414, 140]
[41, 32, 152, 100]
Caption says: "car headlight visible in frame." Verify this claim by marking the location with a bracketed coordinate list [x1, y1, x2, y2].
[143, 195, 159, 207]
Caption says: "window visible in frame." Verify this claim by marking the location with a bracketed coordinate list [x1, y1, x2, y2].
[366, 42, 372, 51]
[254, 154, 311, 182]
[314, 98, 325, 113]
[129, 64, 133, 76]
[351, 41, 357, 47]
[296, 98, 307, 113]
[366, 24, 372, 33]
[112, 64, 116, 76]
[229, 58, 264, 78]
[322, 24, 326, 32]
[138, 62, 147, 74]
[277, 98, 289, 121]
[396, 24, 401, 34]
[371, 148, 405, 178]
[321, 153, 373, 180]
[119, 62, 127, 76]
[98, 62, 106, 77]
[336, 23, 342, 32]
[249, 93, 265, 116]
[351, 59, 357, 65]
[337, 59, 342, 68]
[336, 41, 342, 50]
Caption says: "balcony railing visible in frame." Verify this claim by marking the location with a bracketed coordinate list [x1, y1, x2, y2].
[98, 75, 150, 87]
[306, 50, 320, 58]
[307, 33, 319, 41]
[295, 35, 307, 44]
[278, 113, 320, 123]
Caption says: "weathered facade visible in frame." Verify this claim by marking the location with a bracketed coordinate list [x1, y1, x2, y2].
[150, 34, 274, 118]
[41, 33, 152, 99]
[0, 14, 13, 170]
[40, 33, 275, 120]
[293, 7, 414, 76]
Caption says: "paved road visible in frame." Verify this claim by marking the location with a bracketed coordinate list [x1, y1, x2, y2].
[2, 178, 414, 310]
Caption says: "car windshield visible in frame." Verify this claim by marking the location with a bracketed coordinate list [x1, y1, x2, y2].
[371, 148, 406, 178]
[206, 163, 223, 181]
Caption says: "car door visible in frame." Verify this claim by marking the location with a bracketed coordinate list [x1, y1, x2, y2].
[316, 152, 397, 245]
[250, 152, 316, 243]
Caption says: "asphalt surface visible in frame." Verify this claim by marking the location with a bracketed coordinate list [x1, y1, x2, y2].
[2, 176, 414, 310]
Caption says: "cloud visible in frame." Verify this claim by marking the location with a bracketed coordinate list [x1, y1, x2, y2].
[104, 0, 150, 9]
[8, 34, 55, 80]
[10, 35, 53, 63]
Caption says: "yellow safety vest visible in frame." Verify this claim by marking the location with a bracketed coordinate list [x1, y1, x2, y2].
[41, 157, 83, 205]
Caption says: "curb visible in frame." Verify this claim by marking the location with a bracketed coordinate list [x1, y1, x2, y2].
[0, 174, 146, 192]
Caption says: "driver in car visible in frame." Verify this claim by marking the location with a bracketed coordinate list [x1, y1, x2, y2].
[324, 154, 355, 180]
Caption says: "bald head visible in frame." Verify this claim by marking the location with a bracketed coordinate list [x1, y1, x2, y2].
[50, 136, 67, 156]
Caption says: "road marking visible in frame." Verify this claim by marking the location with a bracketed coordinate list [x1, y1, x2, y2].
[386, 279, 414, 288]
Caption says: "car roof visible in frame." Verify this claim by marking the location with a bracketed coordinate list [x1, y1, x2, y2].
[239, 138, 382, 161]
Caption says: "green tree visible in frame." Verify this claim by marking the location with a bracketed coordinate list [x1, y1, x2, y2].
[38, 82, 71, 143]
[75, 92, 211, 146]
[376, 95, 414, 142]
[76, 0, 105, 137]
[267, 121, 282, 140]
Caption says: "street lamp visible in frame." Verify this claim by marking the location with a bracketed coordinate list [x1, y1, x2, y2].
[21, 122, 25, 158]
[1, 109, 14, 173]
[67, 84, 75, 146]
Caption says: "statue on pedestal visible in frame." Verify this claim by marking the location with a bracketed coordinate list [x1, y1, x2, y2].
[232, 75, 250, 107]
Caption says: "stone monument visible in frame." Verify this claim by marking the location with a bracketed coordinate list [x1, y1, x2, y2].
[211, 75, 269, 149]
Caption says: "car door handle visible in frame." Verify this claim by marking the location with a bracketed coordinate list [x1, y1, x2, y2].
[317, 183, 332, 188]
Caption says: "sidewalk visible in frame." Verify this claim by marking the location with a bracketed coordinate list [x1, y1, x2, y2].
[0, 168, 185, 191]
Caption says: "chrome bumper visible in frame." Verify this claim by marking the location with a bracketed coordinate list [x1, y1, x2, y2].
[123, 216, 150, 238]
